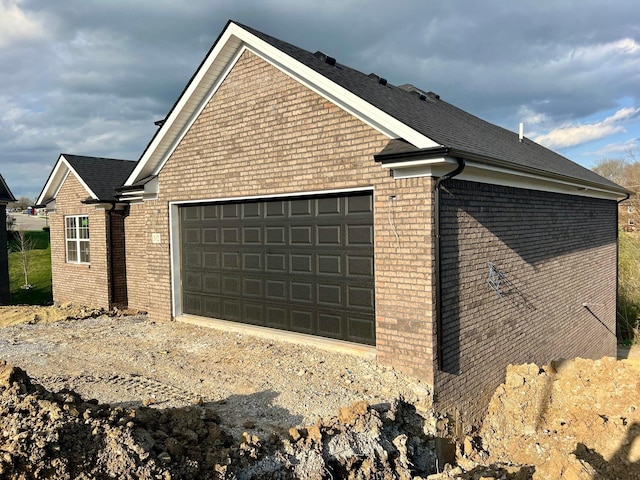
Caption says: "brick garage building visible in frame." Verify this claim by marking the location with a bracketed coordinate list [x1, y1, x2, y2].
[38, 21, 630, 427]
[0, 174, 16, 305]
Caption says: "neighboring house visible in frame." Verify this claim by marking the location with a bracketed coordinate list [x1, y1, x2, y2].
[619, 198, 637, 231]
[38, 154, 136, 309]
[0, 173, 16, 305]
[37, 21, 631, 428]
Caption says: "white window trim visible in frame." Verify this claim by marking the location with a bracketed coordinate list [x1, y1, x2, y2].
[65, 215, 90, 264]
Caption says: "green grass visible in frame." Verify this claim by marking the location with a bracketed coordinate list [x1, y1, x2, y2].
[617, 231, 640, 343]
[8, 230, 52, 305]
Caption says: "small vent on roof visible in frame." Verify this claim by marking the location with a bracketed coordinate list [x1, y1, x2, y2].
[314, 51, 336, 65]
[154, 119, 166, 127]
[368, 73, 388, 86]
[398, 84, 438, 100]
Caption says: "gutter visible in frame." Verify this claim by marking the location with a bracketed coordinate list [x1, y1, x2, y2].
[434, 158, 466, 371]
[375, 145, 632, 197]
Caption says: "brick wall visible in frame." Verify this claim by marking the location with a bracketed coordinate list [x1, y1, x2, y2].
[124, 203, 150, 311]
[109, 209, 128, 307]
[434, 179, 618, 429]
[50, 174, 110, 308]
[137, 50, 437, 382]
[0, 204, 9, 305]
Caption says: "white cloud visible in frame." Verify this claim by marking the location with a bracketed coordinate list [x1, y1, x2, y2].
[0, 0, 45, 48]
[587, 138, 640, 159]
[534, 107, 640, 149]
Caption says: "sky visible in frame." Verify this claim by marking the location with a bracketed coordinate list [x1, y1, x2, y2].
[1, 0, 639, 200]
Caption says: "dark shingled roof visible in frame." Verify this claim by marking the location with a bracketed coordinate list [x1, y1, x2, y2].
[0, 173, 16, 203]
[64, 155, 136, 202]
[235, 22, 625, 193]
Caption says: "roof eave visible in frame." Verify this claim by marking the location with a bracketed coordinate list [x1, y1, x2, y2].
[376, 145, 632, 198]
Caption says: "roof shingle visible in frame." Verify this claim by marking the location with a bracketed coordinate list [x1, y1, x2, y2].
[237, 22, 624, 192]
[63, 155, 136, 202]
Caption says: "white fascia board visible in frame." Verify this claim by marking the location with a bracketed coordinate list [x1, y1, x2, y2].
[37, 156, 68, 205]
[125, 22, 436, 187]
[459, 161, 624, 201]
[386, 156, 624, 200]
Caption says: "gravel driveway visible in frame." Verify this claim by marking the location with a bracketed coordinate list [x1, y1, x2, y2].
[0, 314, 433, 437]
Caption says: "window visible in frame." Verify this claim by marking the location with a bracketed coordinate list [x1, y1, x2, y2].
[65, 215, 90, 263]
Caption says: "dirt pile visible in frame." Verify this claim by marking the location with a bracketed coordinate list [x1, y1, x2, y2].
[0, 304, 137, 328]
[0, 359, 439, 479]
[476, 357, 640, 479]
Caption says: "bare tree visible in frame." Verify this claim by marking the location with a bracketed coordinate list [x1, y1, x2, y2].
[6, 214, 15, 232]
[13, 230, 34, 290]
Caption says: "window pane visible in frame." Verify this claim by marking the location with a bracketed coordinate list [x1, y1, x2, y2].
[79, 241, 90, 263]
[67, 240, 78, 262]
[66, 217, 77, 239]
[79, 216, 89, 239]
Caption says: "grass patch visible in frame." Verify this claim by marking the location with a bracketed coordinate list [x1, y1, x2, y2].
[618, 231, 640, 343]
[8, 230, 52, 305]
[8, 229, 50, 251]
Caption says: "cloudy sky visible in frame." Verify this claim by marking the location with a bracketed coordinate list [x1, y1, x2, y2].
[2, 0, 639, 200]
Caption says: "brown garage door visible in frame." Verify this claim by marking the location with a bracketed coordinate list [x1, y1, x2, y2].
[179, 192, 375, 345]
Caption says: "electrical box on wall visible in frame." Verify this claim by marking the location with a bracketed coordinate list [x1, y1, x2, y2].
[151, 233, 161, 244]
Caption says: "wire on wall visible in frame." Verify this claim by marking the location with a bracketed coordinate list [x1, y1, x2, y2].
[387, 195, 400, 247]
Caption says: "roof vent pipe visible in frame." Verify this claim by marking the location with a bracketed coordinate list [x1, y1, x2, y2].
[519, 123, 524, 142]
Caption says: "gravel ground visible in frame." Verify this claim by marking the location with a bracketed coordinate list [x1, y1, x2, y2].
[0, 314, 433, 438]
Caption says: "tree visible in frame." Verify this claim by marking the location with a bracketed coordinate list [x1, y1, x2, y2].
[593, 153, 640, 218]
[593, 150, 640, 343]
[592, 158, 630, 185]
[12, 230, 34, 290]
[9, 197, 33, 211]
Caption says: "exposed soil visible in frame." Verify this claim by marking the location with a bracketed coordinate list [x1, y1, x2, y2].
[1, 305, 640, 479]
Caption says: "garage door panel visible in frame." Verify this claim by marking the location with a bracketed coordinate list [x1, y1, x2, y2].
[347, 256, 374, 277]
[290, 253, 313, 273]
[291, 309, 314, 333]
[243, 252, 262, 271]
[204, 297, 221, 318]
[347, 224, 374, 245]
[180, 192, 375, 345]
[266, 306, 287, 327]
[290, 198, 313, 216]
[318, 254, 341, 275]
[202, 274, 220, 293]
[203, 228, 219, 244]
[346, 194, 373, 214]
[203, 251, 220, 269]
[317, 284, 342, 306]
[242, 202, 261, 218]
[243, 277, 263, 297]
[243, 303, 264, 325]
[317, 196, 341, 215]
[317, 225, 341, 245]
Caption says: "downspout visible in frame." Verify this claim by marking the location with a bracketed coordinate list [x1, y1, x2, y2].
[434, 158, 466, 370]
[106, 202, 115, 308]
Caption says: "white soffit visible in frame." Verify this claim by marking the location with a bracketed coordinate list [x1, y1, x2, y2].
[125, 22, 438, 186]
